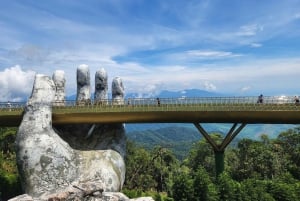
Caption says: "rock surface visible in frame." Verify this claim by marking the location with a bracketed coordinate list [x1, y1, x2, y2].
[9, 191, 154, 201]
[15, 67, 127, 200]
[76, 64, 91, 104]
[95, 68, 108, 103]
[52, 70, 65, 106]
[13, 67, 153, 201]
[112, 77, 125, 105]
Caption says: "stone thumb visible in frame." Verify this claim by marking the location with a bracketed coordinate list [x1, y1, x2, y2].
[22, 74, 55, 130]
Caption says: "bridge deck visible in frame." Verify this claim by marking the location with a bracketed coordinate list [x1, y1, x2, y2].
[1, 96, 300, 126]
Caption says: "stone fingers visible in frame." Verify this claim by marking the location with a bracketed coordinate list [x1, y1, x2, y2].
[52, 70, 66, 106]
[76, 64, 91, 105]
[95, 68, 108, 104]
[76, 64, 125, 105]
[112, 77, 125, 105]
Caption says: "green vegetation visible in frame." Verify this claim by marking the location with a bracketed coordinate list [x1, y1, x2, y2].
[126, 126, 201, 160]
[123, 127, 300, 201]
[1, 126, 300, 200]
[0, 127, 22, 200]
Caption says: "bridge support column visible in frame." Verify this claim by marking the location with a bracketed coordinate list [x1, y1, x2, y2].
[193, 123, 246, 177]
[214, 150, 224, 177]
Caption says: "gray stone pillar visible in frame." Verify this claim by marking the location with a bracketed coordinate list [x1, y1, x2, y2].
[52, 70, 66, 106]
[76, 64, 91, 105]
[95, 68, 108, 104]
[112, 77, 125, 105]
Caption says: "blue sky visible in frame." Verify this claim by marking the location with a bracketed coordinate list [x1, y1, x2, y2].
[1, 0, 300, 101]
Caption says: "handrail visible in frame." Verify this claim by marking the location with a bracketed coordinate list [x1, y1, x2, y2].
[1, 96, 300, 126]
[0, 96, 299, 114]
[0, 96, 297, 107]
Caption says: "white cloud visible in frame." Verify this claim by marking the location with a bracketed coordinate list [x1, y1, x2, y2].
[1, 1, 300, 98]
[236, 24, 264, 36]
[240, 86, 251, 92]
[1, 57, 299, 102]
[165, 50, 242, 62]
[186, 50, 233, 57]
[203, 81, 217, 91]
[294, 13, 300, 19]
[120, 57, 300, 95]
[250, 43, 262, 48]
[0, 66, 35, 101]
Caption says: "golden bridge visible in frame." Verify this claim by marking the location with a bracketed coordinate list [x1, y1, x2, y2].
[1, 96, 300, 127]
[1, 96, 300, 176]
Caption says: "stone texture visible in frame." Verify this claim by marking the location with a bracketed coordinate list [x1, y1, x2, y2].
[13, 68, 152, 201]
[9, 192, 155, 201]
[95, 68, 108, 104]
[112, 77, 125, 105]
[16, 74, 77, 198]
[16, 73, 125, 199]
[8, 194, 33, 201]
[54, 67, 126, 158]
[76, 64, 91, 104]
[130, 197, 155, 201]
[52, 70, 66, 106]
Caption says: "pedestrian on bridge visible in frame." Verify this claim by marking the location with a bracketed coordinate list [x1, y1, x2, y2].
[294, 96, 299, 105]
[257, 94, 263, 104]
[7, 101, 11, 111]
[156, 98, 160, 106]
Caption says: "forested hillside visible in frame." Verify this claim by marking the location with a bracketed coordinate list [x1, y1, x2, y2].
[1, 126, 300, 201]
[126, 124, 297, 160]
[123, 128, 300, 201]
[0, 127, 22, 200]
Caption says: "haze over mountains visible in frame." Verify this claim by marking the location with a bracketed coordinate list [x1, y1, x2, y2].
[125, 88, 222, 98]
[66, 88, 222, 100]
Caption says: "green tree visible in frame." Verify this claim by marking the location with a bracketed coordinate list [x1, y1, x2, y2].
[217, 172, 241, 201]
[151, 146, 179, 193]
[193, 166, 219, 201]
[185, 134, 222, 177]
[172, 171, 194, 201]
[231, 136, 283, 181]
[267, 181, 298, 201]
[240, 179, 274, 201]
[277, 127, 300, 179]
[0, 127, 22, 200]
[124, 141, 156, 191]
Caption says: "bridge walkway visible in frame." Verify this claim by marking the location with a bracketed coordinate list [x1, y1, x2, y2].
[1, 96, 300, 126]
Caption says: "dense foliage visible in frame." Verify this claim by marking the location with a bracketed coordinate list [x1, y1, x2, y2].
[123, 128, 300, 201]
[1, 126, 300, 200]
[0, 127, 22, 200]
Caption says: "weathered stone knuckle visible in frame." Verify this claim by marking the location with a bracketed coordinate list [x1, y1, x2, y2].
[14, 67, 129, 200]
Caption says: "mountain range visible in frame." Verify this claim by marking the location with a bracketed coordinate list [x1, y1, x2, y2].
[66, 88, 221, 100]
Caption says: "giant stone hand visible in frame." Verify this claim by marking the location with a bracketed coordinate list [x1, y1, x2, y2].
[15, 65, 126, 199]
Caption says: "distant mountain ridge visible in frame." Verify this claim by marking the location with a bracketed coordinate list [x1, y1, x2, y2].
[67, 88, 221, 100]
[126, 124, 299, 159]
[126, 88, 221, 98]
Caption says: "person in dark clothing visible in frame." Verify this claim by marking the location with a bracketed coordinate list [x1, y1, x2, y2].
[156, 98, 160, 106]
[294, 96, 299, 105]
[257, 94, 263, 104]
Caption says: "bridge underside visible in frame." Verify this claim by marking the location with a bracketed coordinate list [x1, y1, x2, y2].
[52, 111, 300, 124]
[1, 110, 300, 127]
